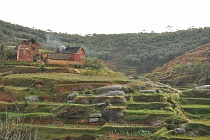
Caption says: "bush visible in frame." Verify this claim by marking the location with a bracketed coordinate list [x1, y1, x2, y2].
[84, 57, 104, 70]
[38, 63, 46, 72]
[72, 63, 83, 68]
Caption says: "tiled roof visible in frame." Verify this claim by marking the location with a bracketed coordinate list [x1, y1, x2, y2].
[61, 47, 81, 54]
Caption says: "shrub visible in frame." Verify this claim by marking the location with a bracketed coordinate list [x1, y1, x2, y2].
[84, 57, 104, 70]
[38, 63, 46, 72]
[72, 63, 83, 68]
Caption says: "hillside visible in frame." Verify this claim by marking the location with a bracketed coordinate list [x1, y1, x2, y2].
[146, 43, 210, 86]
[1, 20, 210, 74]
[0, 61, 210, 139]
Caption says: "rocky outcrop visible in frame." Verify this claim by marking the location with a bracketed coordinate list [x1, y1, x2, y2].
[94, 85, 132, 96]
[92, 98, 106, 104]
[174, 125, 186, 134]
[102, 108, 124, 123]
[98, 91, 125, 96]
[110, 97, 126, 105]
[57, 107, 84, 119]
[89, 118, 99, 123]
[74, 99, 89, 104]
[68, 91, 79, 100]
[25, 96, 38, 103]
[89, 113, 102, 118]
[88, 113, 102, 123]
[95, 85, 123, 94]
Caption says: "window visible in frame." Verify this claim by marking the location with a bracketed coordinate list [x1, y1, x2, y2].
[23, 49, 27, 55]
[31, 46, 35, 50]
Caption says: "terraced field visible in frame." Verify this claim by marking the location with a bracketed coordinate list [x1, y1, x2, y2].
[159, 89, 210, 140]
[0, 61, 210, 140]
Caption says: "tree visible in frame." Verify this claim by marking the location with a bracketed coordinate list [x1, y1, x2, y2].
[0, 43, 7, 62]
[193, 61, 202, 74]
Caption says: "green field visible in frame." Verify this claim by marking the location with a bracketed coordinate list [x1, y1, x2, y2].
[0, 62, 210, 140]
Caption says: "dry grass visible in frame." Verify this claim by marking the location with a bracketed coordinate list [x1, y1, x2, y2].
[5, 73, 129, 83]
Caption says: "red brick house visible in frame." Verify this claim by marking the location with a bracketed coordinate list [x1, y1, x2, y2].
[62, 46, 86, 62]
[17, 39, 39, 61]
[41, 46, 86, 65]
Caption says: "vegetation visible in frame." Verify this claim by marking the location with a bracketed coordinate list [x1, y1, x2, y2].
[146, 42, 210, 86]
[0, 113, 38, 140]
[0, 44, 7, 62]
[2, 73, 129, 83]
[1, 20, 210, 74]
[1, 20, 210, 139]
[123, 109, 173, 115]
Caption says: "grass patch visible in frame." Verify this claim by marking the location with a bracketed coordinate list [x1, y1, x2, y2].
[179, 98, 210, 105]
[181, 105, 210, 114]
[127, 102, 171, 110]
[29, 124, 98, 140]
[126, 93, 167, 102]
[1, 60, 39, 66]
[3, 73, 130, 84]
[101, 124, 159, 133]
[180, 89, 210, 98]
[150, 127, 169, 140]
[2, 85, 28, 91]
[123, 109, 174, 115]
[0, 112, 55, 118]
[191, 119, 210, 126]
[123, 109, 174, 122]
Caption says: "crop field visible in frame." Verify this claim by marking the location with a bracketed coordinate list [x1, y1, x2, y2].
[0, 63, 210, 140]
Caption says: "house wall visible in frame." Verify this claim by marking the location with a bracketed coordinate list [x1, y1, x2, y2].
[69, 49, 85, 62]
[29, 42, 39, 55]
[17, 44, 33, 61]
[17, 41, 39, 61]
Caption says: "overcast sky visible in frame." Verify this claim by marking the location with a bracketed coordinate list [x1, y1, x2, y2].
[0, 0, 210, 35]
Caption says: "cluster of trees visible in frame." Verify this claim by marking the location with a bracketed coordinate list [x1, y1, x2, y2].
[164, 60, 210, 86]
[1, 20, 210, 73]
[0, 44, 7, 62]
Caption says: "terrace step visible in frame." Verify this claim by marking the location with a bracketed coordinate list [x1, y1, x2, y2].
[179, 97, 210, 105]
[126, 94, 167, 102]
[126, 102, 171, 110]
[181, 105, 210, 117]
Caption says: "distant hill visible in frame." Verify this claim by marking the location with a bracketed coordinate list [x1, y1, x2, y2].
[1, 20, 210, 74]
[146, 43, 210, 86]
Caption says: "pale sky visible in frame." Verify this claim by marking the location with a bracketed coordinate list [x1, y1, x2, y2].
[0, 0, 210, 35]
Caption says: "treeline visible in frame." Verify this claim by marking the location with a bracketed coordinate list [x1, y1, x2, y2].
[1, 20, 210, 73]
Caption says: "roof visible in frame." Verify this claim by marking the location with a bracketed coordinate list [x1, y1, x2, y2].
[20, 38, 39, 46]
[47, 53, 68, 60]
[61, 46, 82, 54]
[20, 40, 29, 45]
[29, 38, 39, 46]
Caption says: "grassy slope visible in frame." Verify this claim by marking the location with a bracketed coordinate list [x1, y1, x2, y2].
[146, 43, 210, 87]
[0, 62, 210, 139]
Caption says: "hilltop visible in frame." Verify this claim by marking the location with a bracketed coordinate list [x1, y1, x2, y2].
[146, 43, 210, 87]
[1, 20, 210, 74]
